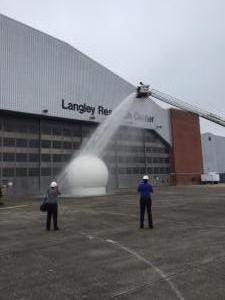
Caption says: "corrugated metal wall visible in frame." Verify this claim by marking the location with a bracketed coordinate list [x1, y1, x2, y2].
[0, 14, 171, 144]
[0, 14, 133, 118]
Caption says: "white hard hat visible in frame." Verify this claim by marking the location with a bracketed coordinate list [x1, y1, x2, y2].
[50, 181, 57, 188]
[143, 175, 149, 180]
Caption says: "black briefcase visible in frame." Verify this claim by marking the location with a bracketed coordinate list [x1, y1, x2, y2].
[40, 201, 47, 212]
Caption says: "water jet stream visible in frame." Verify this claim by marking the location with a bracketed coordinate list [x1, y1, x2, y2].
[58, 92, 136, 196]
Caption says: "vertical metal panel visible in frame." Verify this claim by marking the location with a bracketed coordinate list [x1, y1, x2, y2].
[201, 133, 225, 173]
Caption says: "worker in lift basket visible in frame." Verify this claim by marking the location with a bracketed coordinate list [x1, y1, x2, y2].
[137, 175, 154, 229]
[136, 82, 150, 98]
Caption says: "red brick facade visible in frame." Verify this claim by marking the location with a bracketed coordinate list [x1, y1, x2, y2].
[170, 109, 203, 185]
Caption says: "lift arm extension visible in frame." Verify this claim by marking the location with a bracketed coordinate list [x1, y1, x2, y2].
[136, 83, 225, 127]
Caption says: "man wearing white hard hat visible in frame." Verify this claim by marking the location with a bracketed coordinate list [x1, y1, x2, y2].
[45, 181, 60, 231]
[137, 175, 154, 229]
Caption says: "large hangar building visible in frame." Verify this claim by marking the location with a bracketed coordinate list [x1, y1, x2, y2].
[0, 14, 203, 195]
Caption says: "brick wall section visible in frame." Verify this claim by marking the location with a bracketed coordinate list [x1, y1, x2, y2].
[170, 109, 203, 185]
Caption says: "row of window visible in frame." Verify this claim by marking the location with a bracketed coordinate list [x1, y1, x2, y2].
[0, 138, 80, 149]
[146, 147, 169, 153]
[117, 134, 157, 143]
[1, 122, 39, 134]
[116, 156, 169, 164]
[0, 153, 72, 162]
[1, 139, 167, 151]
[0, 168, 60, 177]
[41, 126, 81, 136]
[144, 136, 157, 143]
[0, 152, 170, 163]
[118, 167, 170, 175]
[1, 121, 81, 137]
[0, 165, 170, 177]
[117, 145, 169, 153]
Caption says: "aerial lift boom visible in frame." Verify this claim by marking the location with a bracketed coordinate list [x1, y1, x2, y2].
[136, 83, 225, 127]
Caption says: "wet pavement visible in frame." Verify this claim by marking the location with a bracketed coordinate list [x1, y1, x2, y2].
[1, 185, 225, 299]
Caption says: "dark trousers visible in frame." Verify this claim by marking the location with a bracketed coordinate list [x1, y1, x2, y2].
[46, 203, 58, 230]
[140, 197, 153, 228]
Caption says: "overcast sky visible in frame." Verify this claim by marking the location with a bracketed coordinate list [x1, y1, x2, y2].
[1, 0, 225, 135]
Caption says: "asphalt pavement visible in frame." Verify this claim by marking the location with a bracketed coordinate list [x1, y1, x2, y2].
[1, 185, 225, 299]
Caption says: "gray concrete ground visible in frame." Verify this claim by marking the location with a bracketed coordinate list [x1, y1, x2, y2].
[1, 185, 225, 300]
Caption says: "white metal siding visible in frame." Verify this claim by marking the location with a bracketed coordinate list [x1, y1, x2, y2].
[0, 14, 171, 144]
[201, 133, 225, 173]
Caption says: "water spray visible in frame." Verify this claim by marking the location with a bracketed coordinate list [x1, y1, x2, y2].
[58, 93, 136, 197]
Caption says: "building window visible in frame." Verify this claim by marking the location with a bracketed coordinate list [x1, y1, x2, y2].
[138, 157, 145, 163]
[153, 157, 160, 163]
[3, 138, 15, 147]
[126, 168, 132, 175]
[147, 157, 152, 163]
[3, 153, 15, 161]
[41, 168, 51, 176]
[145, 136, 156, 143]
[133, 167, 139, 174]
[53, 154, 62, 162]
[164, 148, 169, 154]
[119, 168, 126, 174]
[29, 168, 40, 176]
[16, 168, 27, 176]
[208, 136, 211, 141]
[147, 167, 153, 173]
[16, 123, 28, 133]
[109, 167, 115, 175]
[159, 168, 165, 174]
[16, 139, 27, 147]
[52, 141, 61, 149]
[140, 167, 146, 174]
[73, 128, 81, 137]
[3, 121, 15, 132]
[29, 125, 39, 134]
[73, 142, 80, 149]
[3, 168, 15, 177]
[118, 156, 125, 163]
[16, 153, 27, 162]
[154, 167, 159, 174]
[29, 153, 39, 162]
[53, 168, 61, 176]
[41, 154, 51, 162]
[63, 141, 72, 149]
[41, 140, 51, 148]
[145, 147, 152, 153]
[29, 139, 39, 148]
[42, 126, 51, 135]
[52, 127, 62, 136]
[63, 154, 71, 162]
[63, 128, 71, 136]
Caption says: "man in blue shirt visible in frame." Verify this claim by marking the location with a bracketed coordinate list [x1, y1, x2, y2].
[137, 175, 154, 229]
